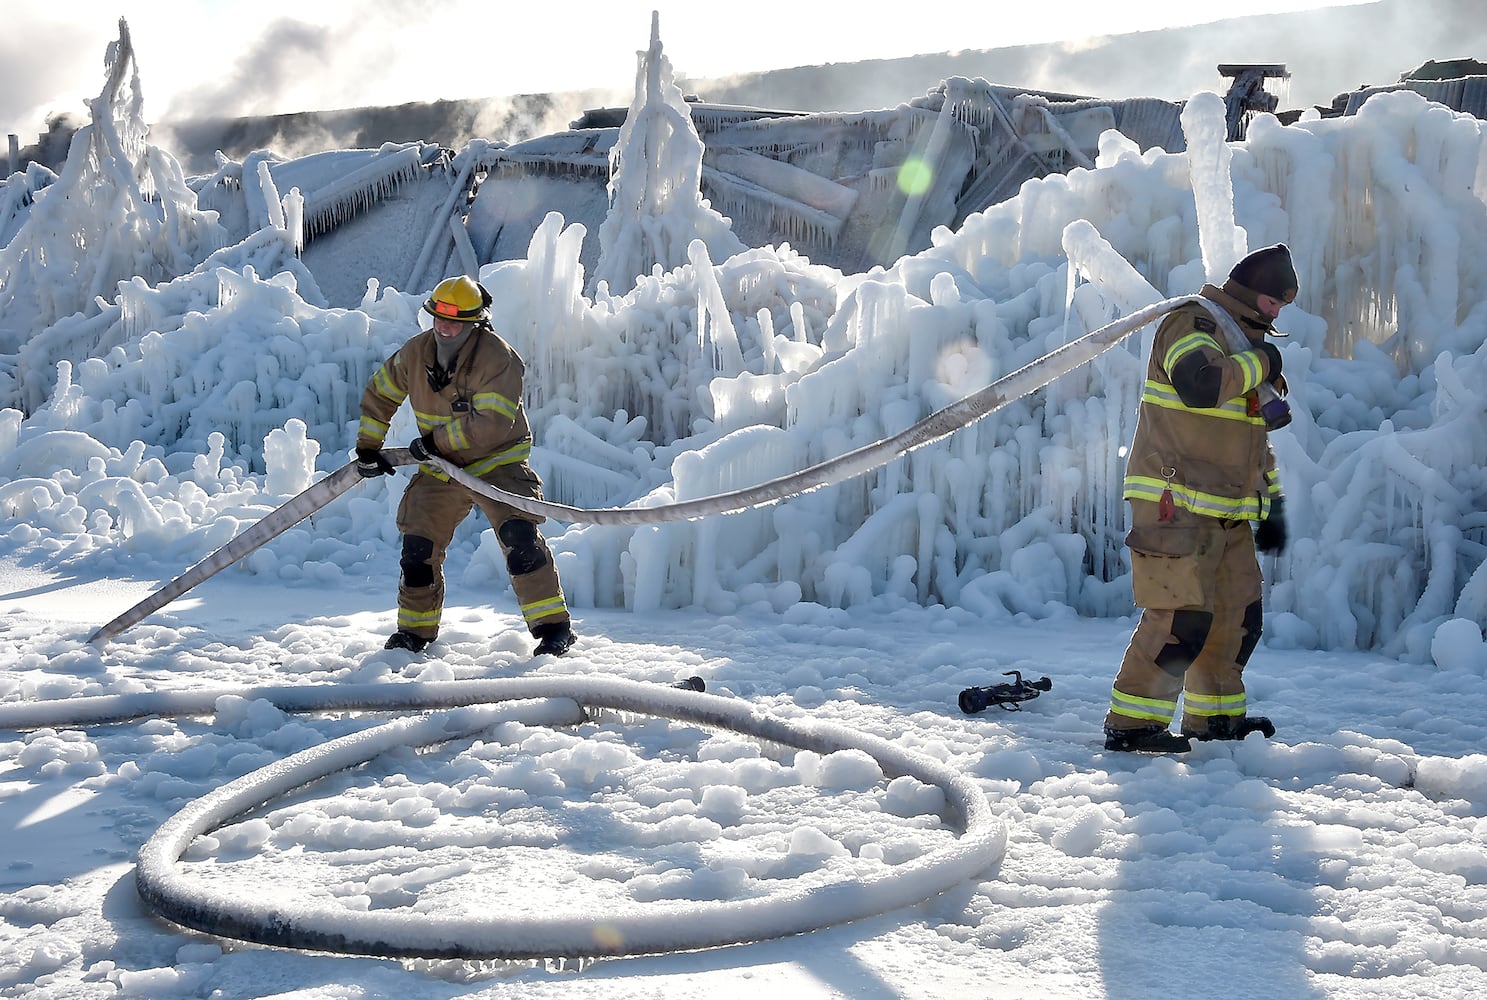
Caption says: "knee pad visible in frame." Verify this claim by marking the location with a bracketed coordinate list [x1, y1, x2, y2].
[1155, 609, 1214, 674]
[1236, 600, 1264, 665]
[399, 534, 436, 588]
[498, 518, 547, 576]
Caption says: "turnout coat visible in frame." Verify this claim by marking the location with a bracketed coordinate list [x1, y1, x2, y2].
[356, 325, 536, 488]
[1121, 282, 1283, 524]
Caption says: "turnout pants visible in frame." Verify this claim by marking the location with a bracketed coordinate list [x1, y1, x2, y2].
[393, 467, 569, 640]
[1105, 500, 1263, 737]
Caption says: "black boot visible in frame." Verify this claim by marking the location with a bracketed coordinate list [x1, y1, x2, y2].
[384, 630, 430, 652]
[1104, 727, 1192, 753]
[1188, 715, 1276, 741]
[533, 621, 576, 657]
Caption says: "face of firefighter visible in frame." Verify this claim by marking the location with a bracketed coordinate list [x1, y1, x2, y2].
[1256, 292, 1293, 321]
[432, 316, 470, 339]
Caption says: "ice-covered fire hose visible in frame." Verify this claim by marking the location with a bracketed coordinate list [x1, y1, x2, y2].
[0, 676, 1006, 960]
[89, 291, 1251, 646]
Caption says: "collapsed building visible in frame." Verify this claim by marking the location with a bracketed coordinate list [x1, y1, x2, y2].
[1306, 57, 1487, 120]
[183, 75, 1191, 308]
[180, 52, 1487, 309]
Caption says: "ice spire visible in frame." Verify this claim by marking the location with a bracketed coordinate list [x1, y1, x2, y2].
[591, 11, 745, 297]
[1183, 91, 1249, 282]
[0, 18, 224, 363]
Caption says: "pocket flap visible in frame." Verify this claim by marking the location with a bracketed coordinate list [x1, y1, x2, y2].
[1125, 525, 1200, 558]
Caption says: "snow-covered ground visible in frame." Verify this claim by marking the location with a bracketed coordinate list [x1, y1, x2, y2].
[5, 556, 1487, 998]
[3, 16, 1487, 1000]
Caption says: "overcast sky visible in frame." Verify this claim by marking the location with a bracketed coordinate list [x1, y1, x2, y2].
[1, 0, 1376, 137]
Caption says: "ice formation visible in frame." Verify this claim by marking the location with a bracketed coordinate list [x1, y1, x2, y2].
[592, 11, 747, 297]
[1, 19, 1485, 662]
[0, 20, 223, 360]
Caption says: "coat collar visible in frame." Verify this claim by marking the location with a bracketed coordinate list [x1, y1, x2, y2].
[1200, 283, 1275, 341]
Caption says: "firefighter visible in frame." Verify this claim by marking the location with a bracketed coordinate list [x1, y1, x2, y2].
[354, 274, 575, 657]
[1103, 244, 1296, 752]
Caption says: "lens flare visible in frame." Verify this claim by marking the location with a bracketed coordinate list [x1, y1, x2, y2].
[591, 923, 625, 952]
[897, 157, 933, 197]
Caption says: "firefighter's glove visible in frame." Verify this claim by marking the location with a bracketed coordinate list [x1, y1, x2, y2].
[355, 447, 394, 479]
[1258, 341, 1284, 387]
[1255, 496, 1287, 555]
[408, 433, 440, 463]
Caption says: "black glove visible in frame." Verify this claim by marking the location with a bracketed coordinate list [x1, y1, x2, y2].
[354, 447, 394, 479]
[1258, 341, 1283, 385]
[408, 433, 440, 463]
[1255, 495, 1287, 555]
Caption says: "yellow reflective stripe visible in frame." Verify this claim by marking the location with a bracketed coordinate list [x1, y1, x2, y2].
[1233, 350, 1265, 392]
[463, 443, 532, 476]
[1109, 688, 1178, 723]
[409, 412, 475, 452]
[1182, 691, 1247, 717]
[411, 396, 516, 429]
[1123, 476, 1265, 519]
[521, 596, 567, 621]
[444, 420, 470, 452]
[1160, 333, 1265, 394]
[1162, 331, 1223, 371]
[1142, 381, 1256, 422]
[421, 442, 533, 482]
[358, 415, 389, 441]
[472, 391, 518, 420]
[397, 607, 441, 630]
[372, 365, 406, 404]
[1123, 478, 1170, 504]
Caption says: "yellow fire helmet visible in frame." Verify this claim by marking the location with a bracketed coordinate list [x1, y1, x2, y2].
[423, 275, 492, 323]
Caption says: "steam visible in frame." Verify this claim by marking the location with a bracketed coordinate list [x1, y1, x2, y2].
[164, 20, 331, 120]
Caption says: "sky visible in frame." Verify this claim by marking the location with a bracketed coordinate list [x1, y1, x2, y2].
[1, 0, 1375, 138]
[3, 11, 1487, 997]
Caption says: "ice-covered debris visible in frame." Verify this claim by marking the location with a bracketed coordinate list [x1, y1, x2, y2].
[592, 12, 746, 297]
[0, 19, 224, 355]
[0, 162, 57, 247]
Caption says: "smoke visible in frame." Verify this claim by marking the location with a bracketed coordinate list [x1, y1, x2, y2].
[163, 19, 334, 121]
[469, 90, 631, 144]
[150, 88, 635, 177]
[10, 111, 88, 173]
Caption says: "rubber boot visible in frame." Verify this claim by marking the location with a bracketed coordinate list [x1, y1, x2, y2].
[533, 621, 576, 657]
[1104, 727, 1193, 753]
[1188, 715, 1276, 741]
[384, 630, 431, 652]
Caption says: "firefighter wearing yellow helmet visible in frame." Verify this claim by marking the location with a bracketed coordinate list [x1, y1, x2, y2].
[354, 274, 575, 657]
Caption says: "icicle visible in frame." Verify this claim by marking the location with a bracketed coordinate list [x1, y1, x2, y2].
[282, 187, 304, 253]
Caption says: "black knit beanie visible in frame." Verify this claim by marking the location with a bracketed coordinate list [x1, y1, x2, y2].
[1227, 244, 1298, 302]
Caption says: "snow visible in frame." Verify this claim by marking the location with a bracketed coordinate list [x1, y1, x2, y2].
[3, 15, 1487, 1000]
